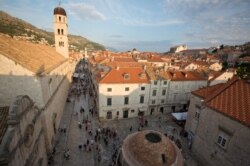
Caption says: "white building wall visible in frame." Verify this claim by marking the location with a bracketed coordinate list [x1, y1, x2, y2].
[210, 71, 234, 86]
[185, 63, 197, 70]
[0, 54, 44, 107]
[209, 62, 222, 71]
[148, 80, 170, 114]
[98, 83, 150, 120]
[167, 80, 207, 111]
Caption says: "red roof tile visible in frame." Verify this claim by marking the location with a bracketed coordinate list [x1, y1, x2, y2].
[167, 71, 207, 81]
[106, 62, 142, 68]
[193, 77, 250, 127]
[99, 67, 150, 84]
[192, 83, 224, 99]
[114, 57, 135, 62]
[0, 107, 9, 144]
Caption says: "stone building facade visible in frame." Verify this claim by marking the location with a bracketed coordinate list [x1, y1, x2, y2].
[0, 6, 74, 165]
[0, 96, 47, 165]
[185, 78, 250, 166]
[98, 67, 150, 120]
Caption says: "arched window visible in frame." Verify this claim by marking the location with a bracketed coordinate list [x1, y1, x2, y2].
[59, 16, 61, 22]
[61, 29, 64, 35]
[58, 29, 60, 35]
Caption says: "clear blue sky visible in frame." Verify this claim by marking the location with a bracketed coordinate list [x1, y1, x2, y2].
[1, 0, 250, 52]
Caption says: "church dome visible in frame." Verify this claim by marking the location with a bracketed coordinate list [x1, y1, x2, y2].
[121, 130, 183, 166]
[54, 7, 66, 16]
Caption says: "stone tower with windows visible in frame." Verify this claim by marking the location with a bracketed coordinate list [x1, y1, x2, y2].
[53, 6, 69, 58]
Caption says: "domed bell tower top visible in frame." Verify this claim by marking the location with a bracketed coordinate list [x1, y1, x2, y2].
[53, 6, 69, 58]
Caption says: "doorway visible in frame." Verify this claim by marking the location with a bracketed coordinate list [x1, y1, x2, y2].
[172, 106, 176, 112]
[160, 107, 164, 114]
[150, 108, 154, 115]
[123, 110, 128, 118]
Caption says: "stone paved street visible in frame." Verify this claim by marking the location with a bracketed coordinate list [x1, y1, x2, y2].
[53, 100, 201, 165]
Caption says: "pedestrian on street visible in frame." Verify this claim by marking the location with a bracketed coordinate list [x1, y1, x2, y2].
[78, 144, 82, 151]
[64, 149, 70, 160]
[129, 126, 132, 132]
[145, 119, 148, 126]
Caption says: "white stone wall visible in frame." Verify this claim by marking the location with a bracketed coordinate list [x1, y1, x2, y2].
[209, 62, 222, 71]
[166, 80, 207, 111]
[0, 54, 44, 107]
[209, 71, 234, 86]
[148, 80, 170, 114]
[185, 63, 197, 70]
[98, 83, 150, 120]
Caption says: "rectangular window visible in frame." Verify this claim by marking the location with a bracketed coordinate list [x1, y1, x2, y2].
[141, 87, 145, 90]
[107, 98, 112, 106]
[195, 111, 200, 119]
[163, 81, 167, 85]
[107, 111, 112, 119]
[152, 100, 156, 104]
[125, 87, 129, 91]
[195, 105, 201, 120]
[124, 96, 129, 105]
[154, 80, 157, 85]
[216, 131, 229, 149]
[107, 88, 112, 92]
[140, 95, 144, 103]
[152, 90, 157, 96]
[161, 99, 165, 103]
[217, 135, 227, 148]
[162, 89, 166, 95]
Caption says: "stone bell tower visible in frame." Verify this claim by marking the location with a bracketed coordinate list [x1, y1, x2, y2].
[53, 6, 69, 58]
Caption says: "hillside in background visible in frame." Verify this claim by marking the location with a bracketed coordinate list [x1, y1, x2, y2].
[0, 11, 105, 51]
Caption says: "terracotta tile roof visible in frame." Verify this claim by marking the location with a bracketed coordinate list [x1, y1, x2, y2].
[106, 62, 142, 68]
[114, 57, 135, 62]
[0, 106, 9, 144]
[192, 83, 224, 99]
[147, 55, 164, 62]
[192, 61, 209, 67]
[145, 67, 169, 80]
[208, 71, 223, 80]
[0, 33, 66, 74]
[167, 71, 207, 81]
[93, 56, 107, 63]
[238, 56, 250, 63]
[193, 77, 250, 127]
[99, 67, 150, 84]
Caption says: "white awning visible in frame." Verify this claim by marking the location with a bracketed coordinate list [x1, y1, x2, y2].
[171, 112, 187, 121]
